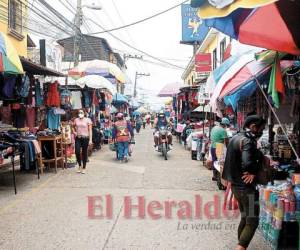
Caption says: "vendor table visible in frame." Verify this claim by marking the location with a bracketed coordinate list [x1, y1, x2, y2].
[38, 135, 64, 173]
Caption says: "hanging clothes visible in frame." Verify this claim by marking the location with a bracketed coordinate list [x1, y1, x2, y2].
[26, 107, 36, 130]
[12, 105, 26, 128]
[0, 105, 12, 124]
[47, 108, 61, 130]
[46, 81, 60, 107]
[35, 79, 43, 106]
[2, 75, 17, 98]
[82, 89, 91, 108]
[71, 91, 82, 109]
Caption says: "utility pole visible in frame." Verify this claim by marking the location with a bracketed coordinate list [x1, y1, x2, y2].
[74, 0, 82, 66]
[134, 72, 150, 98]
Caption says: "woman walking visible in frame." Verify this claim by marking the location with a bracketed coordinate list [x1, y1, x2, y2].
[73, 109, 93, 174]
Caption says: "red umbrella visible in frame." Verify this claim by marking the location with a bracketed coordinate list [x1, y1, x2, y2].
[239, 0, 300, 55]
[199, 0, 300, 55]
[158, 82, 184, 97]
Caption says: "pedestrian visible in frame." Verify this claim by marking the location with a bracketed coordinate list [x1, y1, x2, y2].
[112, 113, 134, 162]
[222, 115, 266, 250]
[73, 109, 93, 174]
[210, 117, 230, 181]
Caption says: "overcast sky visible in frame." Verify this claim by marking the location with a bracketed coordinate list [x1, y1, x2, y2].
[30, 0, 193, 102]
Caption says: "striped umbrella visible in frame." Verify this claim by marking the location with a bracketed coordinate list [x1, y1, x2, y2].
[193, 0, 300, 55]
[158, 82, 184, 97]
[0, 32, 23, 74]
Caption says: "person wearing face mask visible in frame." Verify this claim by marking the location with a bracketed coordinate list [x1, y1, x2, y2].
[222, 115, 266, 250]
[73, 109, 93, 174]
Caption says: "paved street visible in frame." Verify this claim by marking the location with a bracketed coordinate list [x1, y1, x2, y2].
[0, 127, 270, 250]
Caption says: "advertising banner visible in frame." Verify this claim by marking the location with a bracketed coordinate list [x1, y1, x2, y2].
[181, 4, 210, 44]
[195, 53, 211, 73]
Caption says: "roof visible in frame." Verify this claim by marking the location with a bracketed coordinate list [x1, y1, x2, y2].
[57, 34, 124, 67]
[27, 35, 36, 48]
[20, 57, 66, 77]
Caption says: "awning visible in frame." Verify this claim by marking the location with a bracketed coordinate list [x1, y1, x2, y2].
[20, 57, 65, 77]
[219, 60, 294, 99]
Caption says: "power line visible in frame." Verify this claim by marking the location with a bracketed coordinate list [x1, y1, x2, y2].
[86, 18, 185, 70]
[89, 0, 189, 35]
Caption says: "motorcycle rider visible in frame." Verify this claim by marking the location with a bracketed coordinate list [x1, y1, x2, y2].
[153, 111, 173, 151]
[112, 113, 134, 162]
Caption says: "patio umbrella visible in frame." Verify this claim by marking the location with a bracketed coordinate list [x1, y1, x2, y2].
[112, 93, 128, 106]
[220, 60, 294, 98]
[191, 0, 276, 18]
[69, 60, 126, 83]
[195, 0, 300, 55]
[76, 75, 117, 94]
[158, 82, 184, 97]
[0, 32, 23, 74]
[132, 110, 141, 116]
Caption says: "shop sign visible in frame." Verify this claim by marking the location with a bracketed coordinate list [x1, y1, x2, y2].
[181, 4, 210, 44]
[195, 53, 211, 73]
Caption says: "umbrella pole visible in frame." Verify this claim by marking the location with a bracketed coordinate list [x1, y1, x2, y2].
[255, 77, 300, 161]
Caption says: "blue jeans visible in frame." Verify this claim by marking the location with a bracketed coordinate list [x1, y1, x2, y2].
[117, 142, 129, 160]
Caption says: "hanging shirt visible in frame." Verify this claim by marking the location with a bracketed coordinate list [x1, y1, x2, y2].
[71, 91, 82, 109]
[47, 108, 61, 130]
[35, 80, 43, 106]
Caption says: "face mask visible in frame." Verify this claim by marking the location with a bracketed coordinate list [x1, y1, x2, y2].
[79, 113, 84, 119]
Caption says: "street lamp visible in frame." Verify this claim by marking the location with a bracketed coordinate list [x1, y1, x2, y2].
[134, 72, 150, 98]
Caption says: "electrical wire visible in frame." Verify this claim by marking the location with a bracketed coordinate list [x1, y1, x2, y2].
[89, 0, 189, 35]
[86, 18, 185, 70]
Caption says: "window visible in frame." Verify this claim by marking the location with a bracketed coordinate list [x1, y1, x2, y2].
[213, 49, 217, 70]
[8, 0, 23, 36]
[220, 38, 226, 63]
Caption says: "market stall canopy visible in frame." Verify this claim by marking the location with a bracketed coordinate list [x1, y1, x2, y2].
[20, 57, 65, 77]
[132, 110, 141, 116]
[195, 0, 300, 55]
[158, 82, 184, 97]
[76, 75, 117, 95]
[222, 60, 296, 110]
[0, 32, 24, 74]
[69, 60, 126, 83]
[219, 60, 294, 99]
[112, 93, 128, 106]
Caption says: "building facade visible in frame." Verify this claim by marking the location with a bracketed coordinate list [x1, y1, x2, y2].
[0, 0, 28, 57]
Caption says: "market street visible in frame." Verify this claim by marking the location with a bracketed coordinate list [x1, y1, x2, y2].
[0, 128, 270, 250]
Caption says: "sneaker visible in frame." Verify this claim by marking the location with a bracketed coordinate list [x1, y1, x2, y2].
[169, 145, 173, 150]
[81, 169, 86, 174]
[124, 157, 128, 163]
[77, 166, 82, 173]
[155, 146, 159, 151]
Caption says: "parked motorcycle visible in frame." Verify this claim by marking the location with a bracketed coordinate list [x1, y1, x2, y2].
[157, 126, 172, 160]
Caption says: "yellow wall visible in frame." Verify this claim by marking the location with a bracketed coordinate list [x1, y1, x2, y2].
[184, 35, 219, 85]
[0, 0, 28, 57]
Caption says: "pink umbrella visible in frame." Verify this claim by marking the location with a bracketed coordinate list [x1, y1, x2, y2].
[158, 82, 184, 97]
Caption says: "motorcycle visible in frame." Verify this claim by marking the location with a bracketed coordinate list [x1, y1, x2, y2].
[157, 126, 172, 160]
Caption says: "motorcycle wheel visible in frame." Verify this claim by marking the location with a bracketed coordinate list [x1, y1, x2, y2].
[162, 143, 168, 160]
